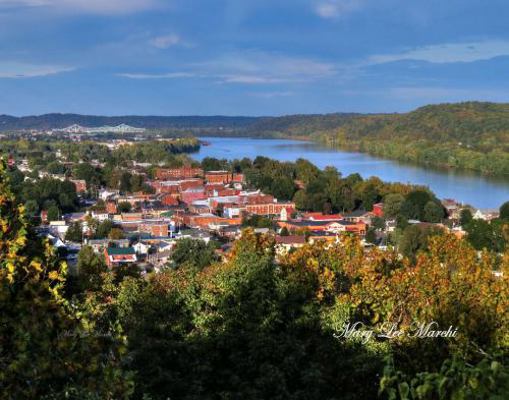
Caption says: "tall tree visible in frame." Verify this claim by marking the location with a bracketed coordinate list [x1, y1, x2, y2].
[0, 161, 132, 398]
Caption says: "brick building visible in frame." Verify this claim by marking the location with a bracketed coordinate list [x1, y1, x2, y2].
[139, 223, 169, 237]
[245, 202, 295, 216]
[205, 171, 232, 184]
[70, 179, 87, 193]
[155, 167, 203, 180]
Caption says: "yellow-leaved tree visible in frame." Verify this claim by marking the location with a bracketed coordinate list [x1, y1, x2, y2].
[0, 160, 133, 399]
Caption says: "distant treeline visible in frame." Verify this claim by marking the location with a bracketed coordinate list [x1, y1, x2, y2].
[0, 113, 259, 131]
[247, 102, 509, 176]
[5, 102, 509, 174]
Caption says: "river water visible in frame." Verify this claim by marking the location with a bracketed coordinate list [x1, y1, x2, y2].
[191, 137, 509, 209]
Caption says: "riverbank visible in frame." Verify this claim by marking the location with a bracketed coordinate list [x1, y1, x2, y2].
[313, 133, 509, 178]
[191, 137, 509, 208]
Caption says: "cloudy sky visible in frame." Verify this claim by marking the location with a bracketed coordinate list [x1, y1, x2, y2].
[1, 0, 509, 115]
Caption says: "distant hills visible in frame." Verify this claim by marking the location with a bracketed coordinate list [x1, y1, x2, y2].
[2, 102, 509, 175]
[4, 102, 509, 142]
[0, 113, 261, 131]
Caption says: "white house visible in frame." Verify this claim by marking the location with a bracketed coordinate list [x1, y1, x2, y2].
[133, 241, 151, 255]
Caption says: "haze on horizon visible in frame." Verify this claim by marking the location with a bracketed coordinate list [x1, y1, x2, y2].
[1, 0, 509, 116]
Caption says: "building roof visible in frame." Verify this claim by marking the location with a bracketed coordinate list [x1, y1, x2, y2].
[343, 210, 371, 218]
[284, 220, 357, 228]
[302, 212, 343, 221]
[106, 247, 135, 255]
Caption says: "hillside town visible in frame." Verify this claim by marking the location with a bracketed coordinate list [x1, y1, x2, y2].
[20, 154, 496, 276]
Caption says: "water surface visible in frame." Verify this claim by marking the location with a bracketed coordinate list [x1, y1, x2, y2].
[192, 137, 509, 209]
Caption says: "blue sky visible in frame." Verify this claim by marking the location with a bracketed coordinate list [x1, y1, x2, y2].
[1, 0, 509, 116]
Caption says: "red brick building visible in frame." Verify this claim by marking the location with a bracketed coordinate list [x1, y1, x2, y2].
[277, 219, 366, 236]
[70, 179, 87, 193]
[160, 194, 179, 206]
[151, 181, 179, 194]
[244, 194, 275, 205]
[245, 202, 295, 216]
[205, 171, 232, 184]
[155, 167, 203, 180]
[139, 223, 169, 237]
[178, 179, 204, 191]
[181, 189, 207, 204]
[232, 173, 244, 183]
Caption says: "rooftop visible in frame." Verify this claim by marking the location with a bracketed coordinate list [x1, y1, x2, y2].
[106, 247, 135, 255]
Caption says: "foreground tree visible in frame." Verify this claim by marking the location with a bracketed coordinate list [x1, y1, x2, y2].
[168, 238, 218, 270]
[0, 161, 132, 399]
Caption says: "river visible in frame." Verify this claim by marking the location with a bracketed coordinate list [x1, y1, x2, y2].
[191, 137, 509, 209]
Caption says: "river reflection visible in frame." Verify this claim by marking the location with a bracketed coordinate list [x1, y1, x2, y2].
[192, 137, 509, 208]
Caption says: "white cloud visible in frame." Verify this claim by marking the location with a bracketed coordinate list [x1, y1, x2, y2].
[118, 51, 337, 85]
[314, 0, 365, 18]
[117, 72, 196, 79]
[148, 34, 180, 49]
[249, 91, 294, 98]
[0, 0, 161, 15]
[220, 75, 285, 84]
[369, 40, 509, 64]
[197, 51, 336, 84]
[0, 62, 74, 78]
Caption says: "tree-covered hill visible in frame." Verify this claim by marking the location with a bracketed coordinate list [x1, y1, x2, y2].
[0, 113, 260, 131]
[250, 102, 509, 175]
[4, 102, 509, 174]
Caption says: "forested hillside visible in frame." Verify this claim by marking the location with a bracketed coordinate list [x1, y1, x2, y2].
[0, 113, 259, 131]
[4, 102, 509, 174]
[250, 102, 509, 176]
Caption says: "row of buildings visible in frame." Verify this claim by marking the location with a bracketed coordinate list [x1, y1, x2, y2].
[46, 166, 386, 271]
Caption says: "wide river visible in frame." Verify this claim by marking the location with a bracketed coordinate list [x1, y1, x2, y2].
[192, 137, 509, 209]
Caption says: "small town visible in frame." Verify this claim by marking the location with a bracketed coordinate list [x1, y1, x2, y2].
[2, 1, 509, 399]
[8, 150, 495, 276]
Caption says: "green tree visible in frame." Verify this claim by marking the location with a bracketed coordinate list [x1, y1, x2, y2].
[119, 172, 132, 193]
[0, 161, 132, 398]
[108, 228, 125, 240]
[460, 208, 473, 226]
[170, 238, 218, 270]
[46, 204, 60, 221]
[270, 176, 296, 200]
[65, 221, 83, 242]
[380, 355, 509, 400]
[398, 224, 441, 258]
[423, 200, 444, 223]
[464, 219, 504, 252]
[383, 193, 405, 219]
[201, 157, 228, 171]
[24, 199, 39, 218]
[118, 201, 132, 213]
[400, 190, 434, 221]
[365, 227, 377, 244]
[96, 220, 115, 239]
[77, 245, 107, 291]
[73, 163, 102, 188]
[500, 201, 509, 220]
